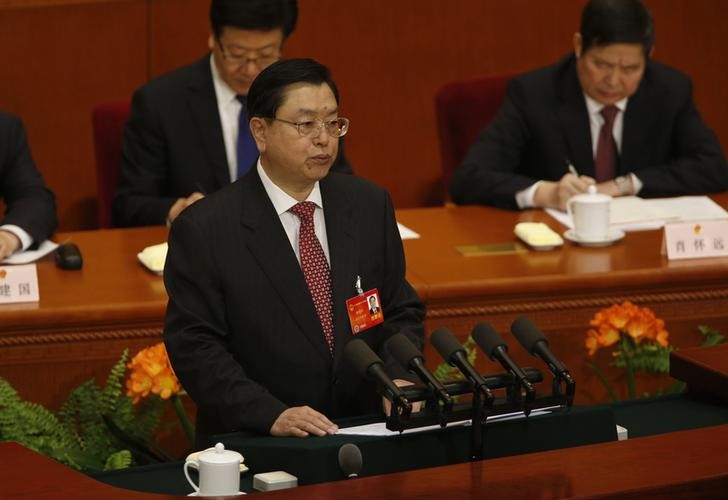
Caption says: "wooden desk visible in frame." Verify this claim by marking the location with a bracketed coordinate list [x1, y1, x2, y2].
[4, 424, 728, 498]
[671, 343, 728, 402]
[0, 226, 168, 407]
[2, 196, 728, 407]
[399, 194, 728, 403]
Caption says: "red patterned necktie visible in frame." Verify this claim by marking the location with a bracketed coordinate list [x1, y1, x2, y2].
[595, 105, 619, 182]
[289, 201, 334, 355]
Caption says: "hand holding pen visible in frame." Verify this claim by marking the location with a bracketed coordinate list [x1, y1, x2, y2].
[534, 161, 596, 210]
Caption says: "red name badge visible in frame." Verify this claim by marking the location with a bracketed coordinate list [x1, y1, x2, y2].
[346, 288, 384, 334]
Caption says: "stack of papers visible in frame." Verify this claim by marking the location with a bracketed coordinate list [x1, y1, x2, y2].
[337, 408, 555, 436]
[547, 196, 728, 232]
[0, 240, 58, 265]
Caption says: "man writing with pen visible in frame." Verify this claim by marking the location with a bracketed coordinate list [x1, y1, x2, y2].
[449, 0, 728, 211]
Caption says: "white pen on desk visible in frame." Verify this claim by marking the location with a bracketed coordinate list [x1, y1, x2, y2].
[567, 163, 579, 177]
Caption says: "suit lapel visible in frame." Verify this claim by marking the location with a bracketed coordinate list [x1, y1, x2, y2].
[320, 176, 359, 369]
[240, 172, 333, 363]
[186, 56, 231, 190]
[557, 59, 594, 176]
[620, 68, 653, 175]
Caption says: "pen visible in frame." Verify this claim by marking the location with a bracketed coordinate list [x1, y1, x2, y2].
[567, 162, 578, 176]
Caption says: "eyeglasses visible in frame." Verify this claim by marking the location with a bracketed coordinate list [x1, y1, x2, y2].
[217, 39, 280, 69]
[272, 117, 350, 138]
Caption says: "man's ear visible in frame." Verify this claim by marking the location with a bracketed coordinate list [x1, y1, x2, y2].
[208, 33, 215, 52]
[250, 117, 267, 153]
[573, 32, 583, 58]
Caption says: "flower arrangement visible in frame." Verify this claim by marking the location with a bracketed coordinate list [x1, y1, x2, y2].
[585, 301, 673, 400]
[125, 342, 194, 446]
[0, 343, 193, 472]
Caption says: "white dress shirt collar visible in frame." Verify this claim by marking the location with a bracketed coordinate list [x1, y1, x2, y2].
[210, 54, 242, 182]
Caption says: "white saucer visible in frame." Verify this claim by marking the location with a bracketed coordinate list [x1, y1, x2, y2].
[188, 492, 245, 496]
[563, 229, 625, 247]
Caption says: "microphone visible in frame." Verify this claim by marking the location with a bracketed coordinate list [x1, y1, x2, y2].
[344, 339, 411, 414]
[471, 323, 535, 397]
[338, 443, 363, 478]
[430, 328, 493, 402]
[511, 316, 574, 384]
[387, 333, 453, 410]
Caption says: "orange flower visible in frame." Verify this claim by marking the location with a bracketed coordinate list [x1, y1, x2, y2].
[126, 342, 181, 404]
[585, 301, 670, 356]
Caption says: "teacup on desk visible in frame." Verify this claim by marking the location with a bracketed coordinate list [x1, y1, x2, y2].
[567, 188, 612, 242]
[184, 442, 244, 496]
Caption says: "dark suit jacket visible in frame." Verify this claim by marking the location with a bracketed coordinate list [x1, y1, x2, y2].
[112, 56, 353, 227]
[163, 169, 425, 439]
[449, 55, 728, 209]
[0, 112, 57, 244]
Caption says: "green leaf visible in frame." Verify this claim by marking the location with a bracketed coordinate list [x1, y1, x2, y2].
[697, 325, 726, 346]
[105, 450, 133, 470]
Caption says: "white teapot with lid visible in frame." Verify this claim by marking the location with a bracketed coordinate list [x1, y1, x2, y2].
[184, 442, 243, 496]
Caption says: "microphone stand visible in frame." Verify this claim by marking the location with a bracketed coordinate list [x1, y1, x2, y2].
[552, 371, 576, 408]
[469, 381, 494, 461]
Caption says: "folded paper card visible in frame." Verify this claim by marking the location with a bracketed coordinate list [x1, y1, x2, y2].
[0, 264, 39, 304]
[514, 222, 563, 250]
[137, 242, 168, 275]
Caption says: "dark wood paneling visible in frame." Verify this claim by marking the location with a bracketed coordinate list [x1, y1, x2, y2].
[148, 0, 208, 77]
[0, 0, 148, 229]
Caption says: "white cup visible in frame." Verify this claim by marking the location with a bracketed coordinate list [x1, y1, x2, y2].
[567, 187, 611, 242]
[184, 442, 242, 496]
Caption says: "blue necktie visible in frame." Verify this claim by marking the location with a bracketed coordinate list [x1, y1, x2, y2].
[236, 95, 258, 178]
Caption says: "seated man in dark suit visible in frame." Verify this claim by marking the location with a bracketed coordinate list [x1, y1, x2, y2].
[449, 0, 728, 211]
[0, 112, 57, 260]
[113, 0, 352, 227]
[164, 59, 424, 443]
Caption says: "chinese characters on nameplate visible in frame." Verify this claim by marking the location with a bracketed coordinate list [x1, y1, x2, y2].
[0, 264, 40, 304]
[663, 220, 728, 260]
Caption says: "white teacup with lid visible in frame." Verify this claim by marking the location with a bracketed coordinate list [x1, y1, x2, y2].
[567, 185, 612, 242]
[184, 442, 243, 496]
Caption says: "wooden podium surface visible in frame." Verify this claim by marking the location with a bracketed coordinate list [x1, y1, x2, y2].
[3, 423, 728, 498]
[2, 196, 728, 406]
[671, 343, 728, 403]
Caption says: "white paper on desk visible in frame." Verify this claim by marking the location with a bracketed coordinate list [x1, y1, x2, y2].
[546, 196, 728, 232]
[397, 222, 420, 240]
[0, 240, 59, 265]
[337, 408, 554, 436]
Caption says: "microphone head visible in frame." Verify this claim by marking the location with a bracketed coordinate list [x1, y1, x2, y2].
[471, 323, 507, 360]
[338, 443, 363, 478]
[387, 333, 423, 369]
[431, 327, 465, 362]
[345, 338, 382, 379]
[511, 316, 548, 355]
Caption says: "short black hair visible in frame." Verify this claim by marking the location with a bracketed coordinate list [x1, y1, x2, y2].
[247, 58, 339, 120]
[210, 0, 298, 39]
[580, 0, 654, 55]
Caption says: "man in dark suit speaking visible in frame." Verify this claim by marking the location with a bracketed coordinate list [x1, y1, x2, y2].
[449, 0, 728, 211]
[113, 0, 352, 227]
[164, 59, 424, 443]
[0, 112, 57, 260]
